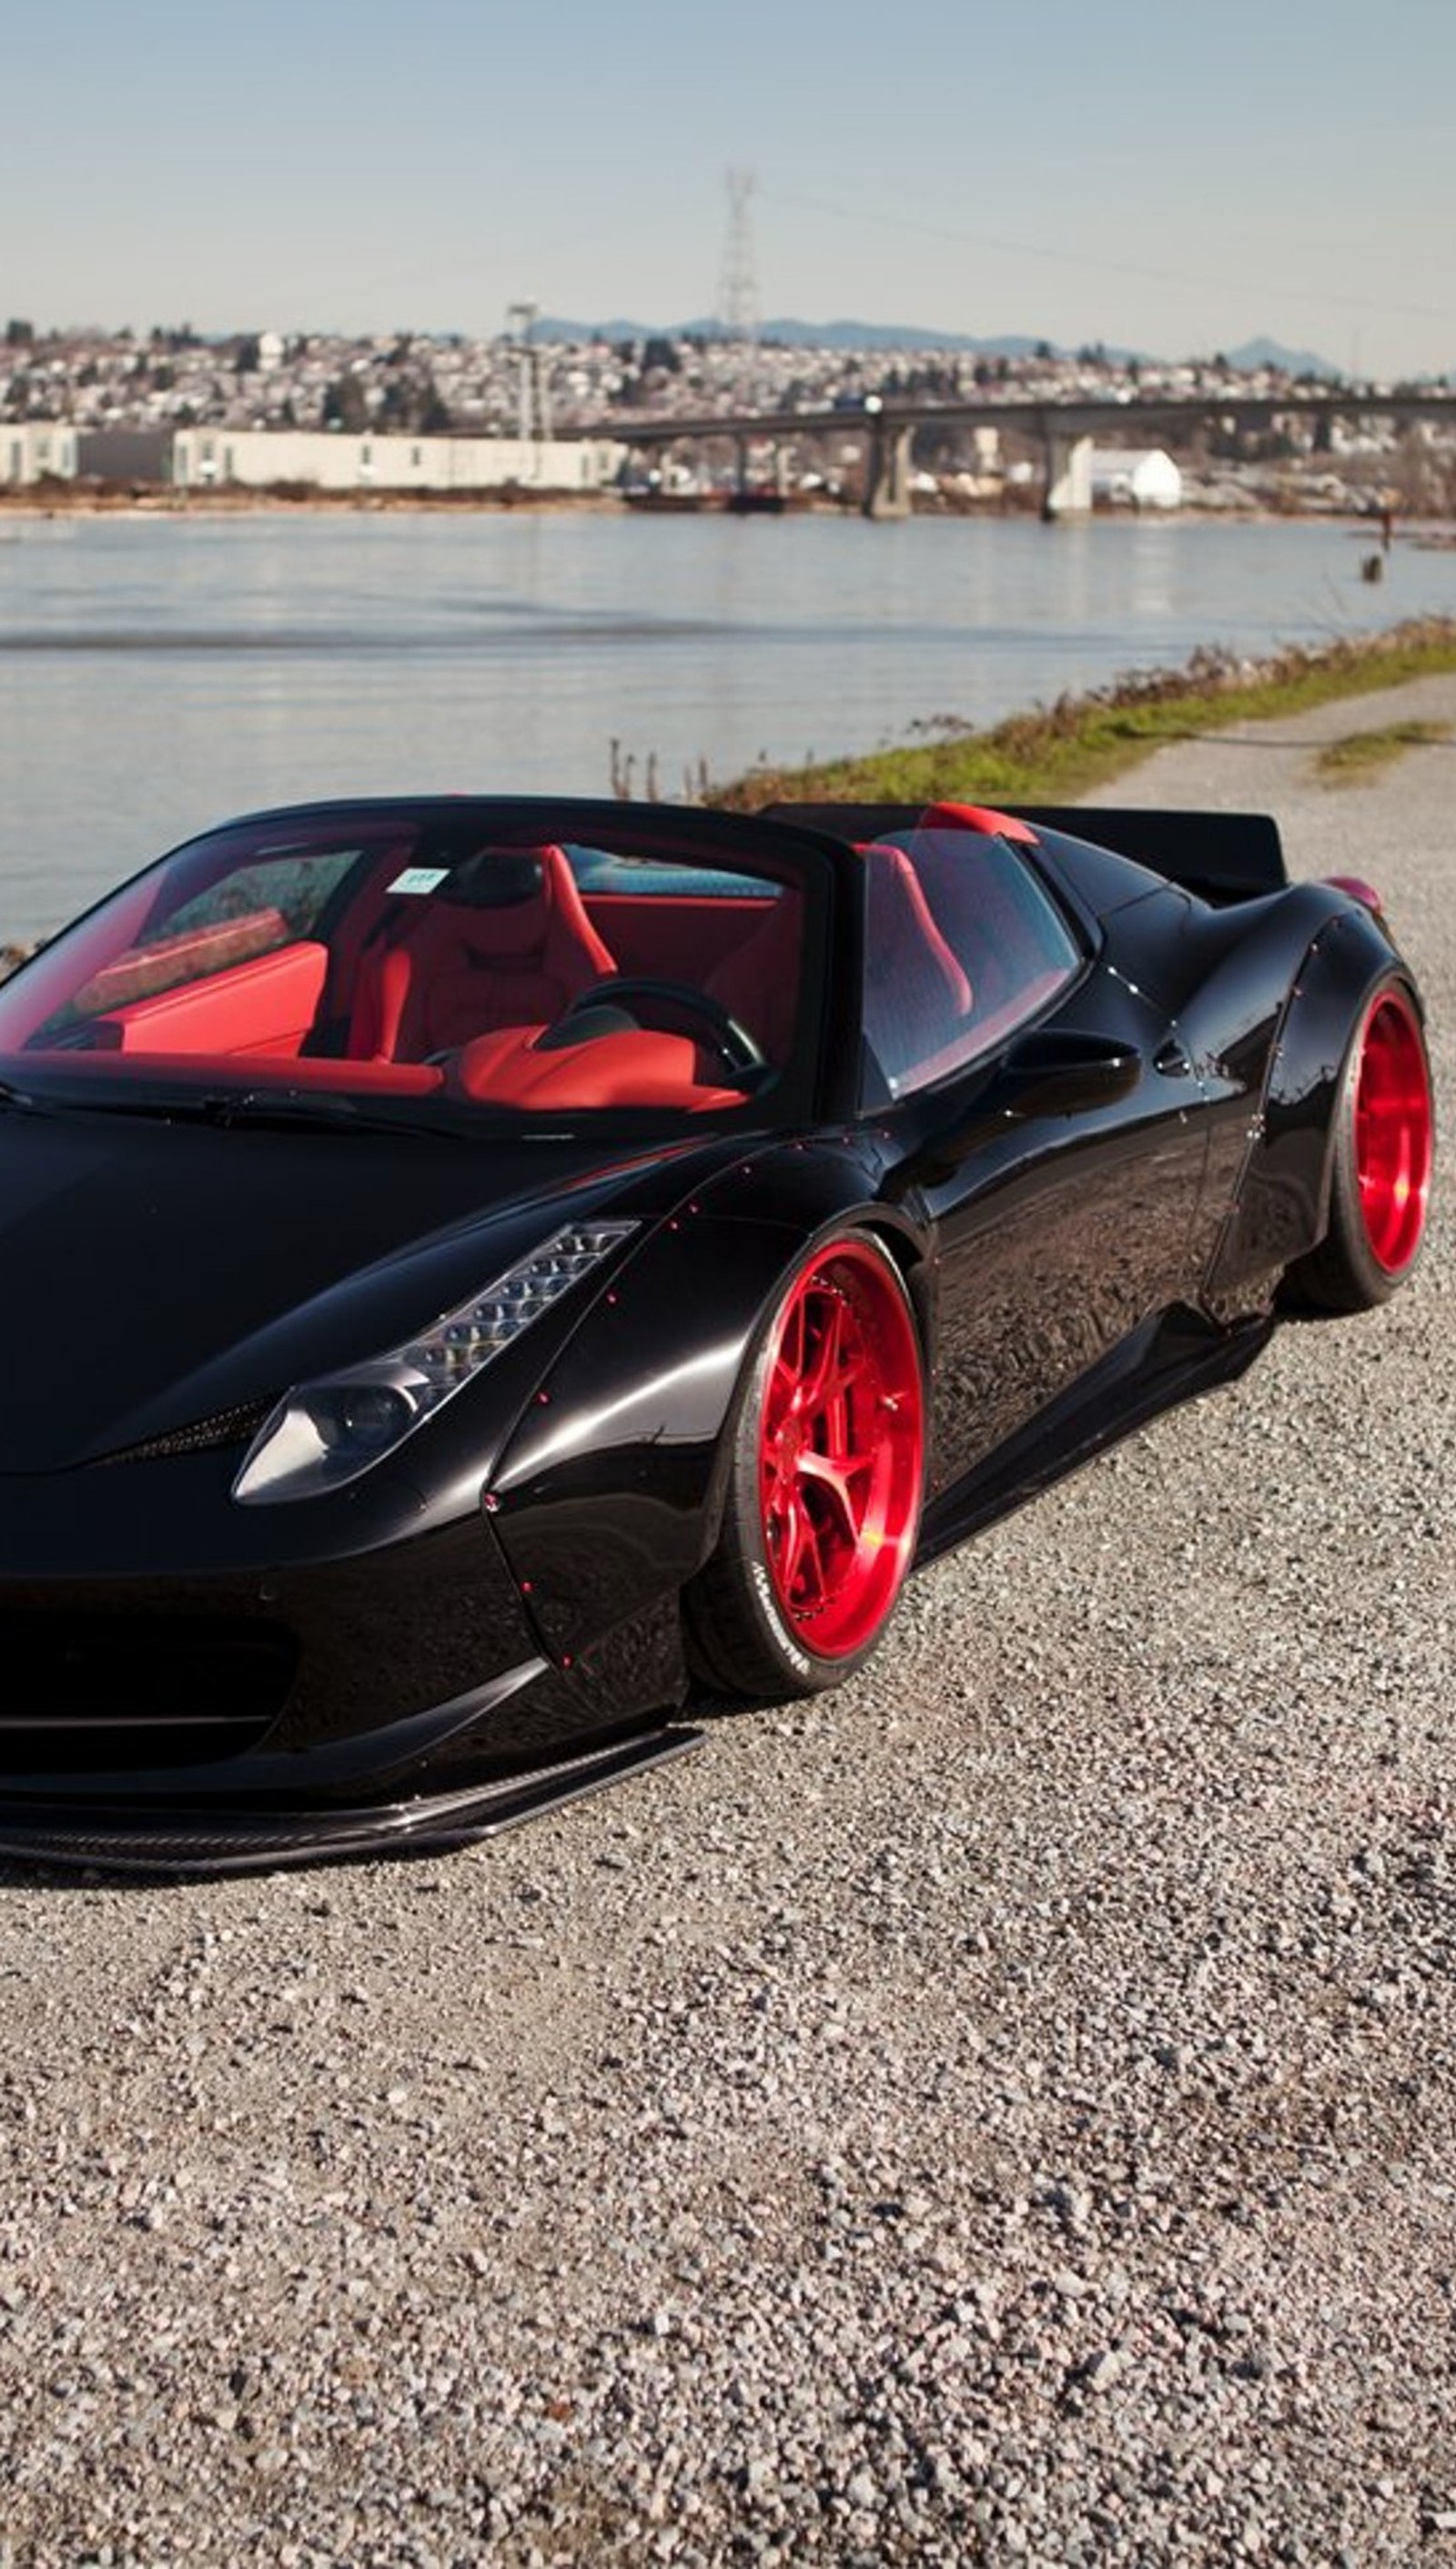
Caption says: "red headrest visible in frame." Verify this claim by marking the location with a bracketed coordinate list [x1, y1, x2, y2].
[439, 845, 579, 957]
[919, 801, 1038, 846]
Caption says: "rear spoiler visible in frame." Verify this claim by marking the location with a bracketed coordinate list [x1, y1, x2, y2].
[762, 803, 1288, 904]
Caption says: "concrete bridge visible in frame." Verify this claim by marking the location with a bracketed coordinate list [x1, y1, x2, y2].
[599, 390, 1456, 520]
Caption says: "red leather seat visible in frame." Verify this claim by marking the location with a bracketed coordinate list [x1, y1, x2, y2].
[704, 890, 804, 1067]
[866, 844, 971, 1011]
[863, 844, 972, 1092]
[349, 846, 615, 1060]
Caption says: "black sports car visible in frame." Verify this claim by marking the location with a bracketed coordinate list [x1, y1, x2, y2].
[0, 794, 1433, 1872]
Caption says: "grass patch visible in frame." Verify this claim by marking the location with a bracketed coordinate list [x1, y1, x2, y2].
[708, 617, 1456, 813]
[1312, 718, 1451, 787]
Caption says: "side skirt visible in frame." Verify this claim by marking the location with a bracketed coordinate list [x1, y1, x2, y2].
[0, 1724, 703, 1879]
[916, 1307, 1274, 1567]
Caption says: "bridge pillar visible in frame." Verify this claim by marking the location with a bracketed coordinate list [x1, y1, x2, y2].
[862, 420, 915, 519]
[730, 434, 788, 502]
[1042, 430, 1093, 518]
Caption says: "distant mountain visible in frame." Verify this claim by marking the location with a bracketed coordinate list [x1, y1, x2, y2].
[531, 315, 1056, 353]
[718, 319, 1066, 357]
[531, 314, 1345, 372]
[1217, 337, 1343, 379]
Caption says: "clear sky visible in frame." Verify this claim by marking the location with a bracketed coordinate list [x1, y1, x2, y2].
[5, 0, 1452, 378]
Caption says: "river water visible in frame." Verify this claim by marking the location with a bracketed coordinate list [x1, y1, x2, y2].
[1, 508, 1450, 940]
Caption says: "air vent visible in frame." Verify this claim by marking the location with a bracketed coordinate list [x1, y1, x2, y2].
[0, 1613, 298, 1771]
[96, 1399, 275, 1467]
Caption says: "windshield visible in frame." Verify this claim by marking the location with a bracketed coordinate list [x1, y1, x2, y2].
[0, 805, 821, 1132]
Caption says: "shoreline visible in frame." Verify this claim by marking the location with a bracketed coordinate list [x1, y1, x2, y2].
[0, 486, 622, 521]
[711, 616, 1456, 812]
[5, 617, 1454, 973]
[2, 485, 1451, 534]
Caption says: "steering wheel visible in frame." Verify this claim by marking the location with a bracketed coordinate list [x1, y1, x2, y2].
[539, 976, 770, 1086]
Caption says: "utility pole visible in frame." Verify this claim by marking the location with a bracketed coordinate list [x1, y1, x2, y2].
[506, 298, 552, 460]
[718, 169, 760, 348]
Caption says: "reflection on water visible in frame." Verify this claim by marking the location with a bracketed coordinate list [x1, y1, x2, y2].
[0, 511, 1450, 939]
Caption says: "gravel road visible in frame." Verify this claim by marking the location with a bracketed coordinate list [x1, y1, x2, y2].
[3, 683, 1454, 2567]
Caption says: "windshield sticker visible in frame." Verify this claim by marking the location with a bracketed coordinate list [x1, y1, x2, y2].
[387, 866, 450, 896]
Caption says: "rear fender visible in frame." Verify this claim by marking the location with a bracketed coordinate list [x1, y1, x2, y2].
[1170, 881, 1338, 1079]
[1203, 904, 1411, 1313]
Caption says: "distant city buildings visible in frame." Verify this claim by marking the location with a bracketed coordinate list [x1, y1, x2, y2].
[1, 319, 1450, 514]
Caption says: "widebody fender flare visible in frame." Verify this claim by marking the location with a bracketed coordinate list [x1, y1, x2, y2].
[1202, 900, 1415, 1314]
[485, 1142, 928, 1667]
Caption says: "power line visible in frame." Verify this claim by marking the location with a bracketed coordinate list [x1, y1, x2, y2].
[763, 185, 1454, 329]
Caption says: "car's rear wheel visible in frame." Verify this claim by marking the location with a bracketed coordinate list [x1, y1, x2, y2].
[1284, 977, 1433, 1311]
[684, 1234, 925, 1699]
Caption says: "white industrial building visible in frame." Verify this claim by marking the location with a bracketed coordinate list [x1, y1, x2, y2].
[2, 422, 79, 484]
[170, 428, 626, 494]
[1089, 447, 1183, 510]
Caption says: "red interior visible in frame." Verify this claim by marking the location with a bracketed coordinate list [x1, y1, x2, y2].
[701, 891, 804, 1064]
[21, 865, 802, 1113]
[26, 1049, 446, 1094]
[864, 845, 973, 1018]
[29, 1012, 743, 1113]
[451, 1025, 743, 1111]
[906, 967, 1073, 1089]
[348, 846, 615, 1058]
[581, 893, 779, 989]
[86, 941, 329, 1057]
[74, 908, 294, 1013]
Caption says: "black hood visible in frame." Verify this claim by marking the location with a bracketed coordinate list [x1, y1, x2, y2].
[0, 1109, 710, 1473]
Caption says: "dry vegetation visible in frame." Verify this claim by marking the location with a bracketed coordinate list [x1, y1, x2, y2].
[707, 617, 1456, 812]
[1312, 716, 1452, 786]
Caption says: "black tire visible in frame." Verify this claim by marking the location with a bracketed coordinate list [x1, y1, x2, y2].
[682, 1233, 925, 1701]
[1283, 976, 1433, 1313]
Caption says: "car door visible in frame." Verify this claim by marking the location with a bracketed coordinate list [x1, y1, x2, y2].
[860, 829, 1208, 1500]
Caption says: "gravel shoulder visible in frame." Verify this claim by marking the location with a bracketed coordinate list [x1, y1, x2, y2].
[3, 686, 1454, 2566]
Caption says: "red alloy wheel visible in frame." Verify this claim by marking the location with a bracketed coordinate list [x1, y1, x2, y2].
[757, 1240, 925, 1660]
[1352, 989, 1433, 1275]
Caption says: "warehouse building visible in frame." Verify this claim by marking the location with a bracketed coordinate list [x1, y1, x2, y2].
[170, 428, 626, 493]
[2, 422, 79, 484]
[1089, 446, 1183, 509]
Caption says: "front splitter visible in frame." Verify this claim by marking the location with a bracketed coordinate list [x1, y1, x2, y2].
[0, 1724, 702, 1877]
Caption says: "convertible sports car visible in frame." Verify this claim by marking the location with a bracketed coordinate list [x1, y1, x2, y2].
[0, 793, 1433, 1872]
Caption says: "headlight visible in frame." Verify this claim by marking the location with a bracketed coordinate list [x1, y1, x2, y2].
[232, 1222, 636, 1505]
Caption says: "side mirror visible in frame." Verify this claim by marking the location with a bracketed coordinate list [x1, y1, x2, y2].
[889, 1027, 1146, 1195]
[998, 1028, 1142, 1118]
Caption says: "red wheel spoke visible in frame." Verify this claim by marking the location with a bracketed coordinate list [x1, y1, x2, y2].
[805, 1310, 876, 1423]
[798, 1291, 844, 1410]
[798, 1512, 829, 1611]
[798, 1446, 867, 1547]
[776, 1492, 824, 1610]
[763, 1375, 793, 1444]
[770, 1301, 805, 1409]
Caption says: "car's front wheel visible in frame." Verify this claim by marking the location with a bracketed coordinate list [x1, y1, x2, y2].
[1284, 976, 1433, 1311]
[684, 1233, 925, 1699]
